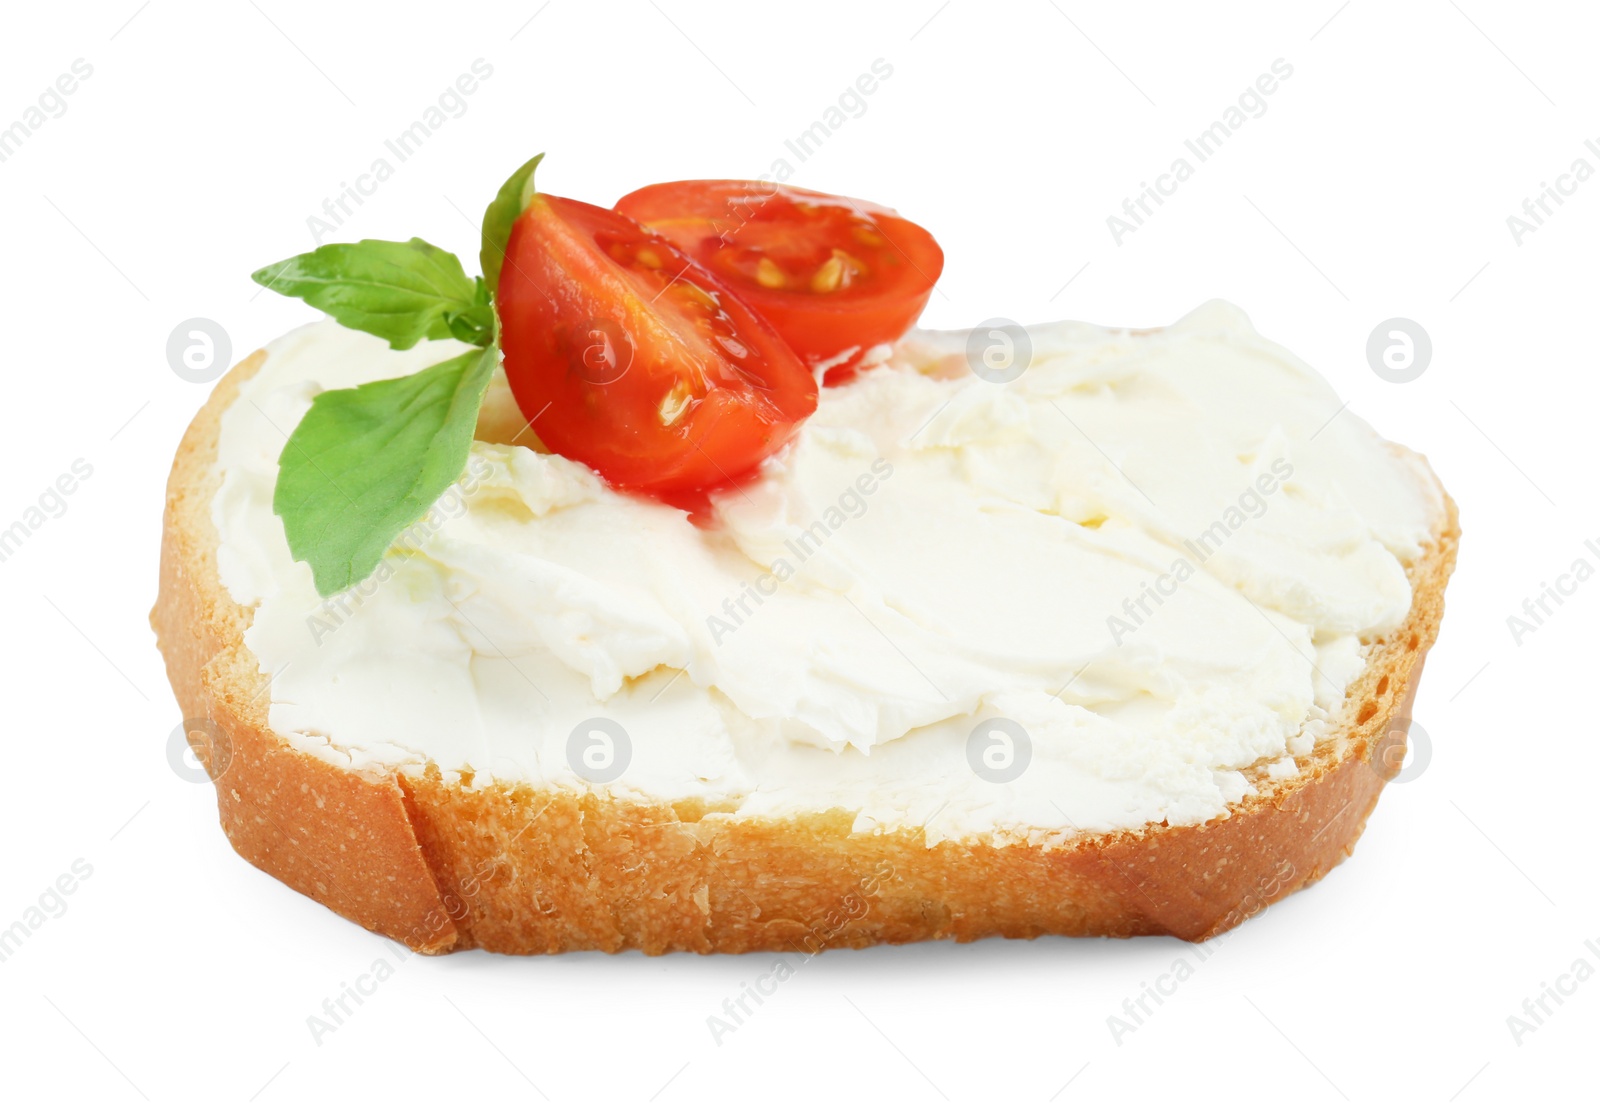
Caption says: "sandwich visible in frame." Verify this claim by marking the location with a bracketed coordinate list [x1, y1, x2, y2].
[152, 156, 1457, 953]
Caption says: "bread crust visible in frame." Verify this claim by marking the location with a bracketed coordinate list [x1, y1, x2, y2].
[152, 350, 1459, 954]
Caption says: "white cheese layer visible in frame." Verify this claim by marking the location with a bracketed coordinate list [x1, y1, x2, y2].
[212, 302, 1441, 843]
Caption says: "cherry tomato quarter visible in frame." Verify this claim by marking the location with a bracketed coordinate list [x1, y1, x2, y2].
[496, 194, 818, 493]
[615, 181, 944, 383]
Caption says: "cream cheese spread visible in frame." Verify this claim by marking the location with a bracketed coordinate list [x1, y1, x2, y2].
[211, 302, 1441, 843]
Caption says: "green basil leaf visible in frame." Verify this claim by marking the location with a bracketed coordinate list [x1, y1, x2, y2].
[480, 152, 544, 296]
[252, 238, 490, 350]
[273, 343, 499, 595]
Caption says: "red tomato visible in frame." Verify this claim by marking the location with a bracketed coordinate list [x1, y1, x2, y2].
[614, 181, 944, 383]
[496, 194, 818, 493]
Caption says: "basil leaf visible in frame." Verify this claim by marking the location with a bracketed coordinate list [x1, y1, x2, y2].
[252, 238, 490, 351]
[273, 343, 499, 595]
[480, 152, 544, 296]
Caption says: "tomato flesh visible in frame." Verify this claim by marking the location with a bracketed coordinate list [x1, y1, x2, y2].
[614, 181, 943, 383]
[496, 195, 817, 493]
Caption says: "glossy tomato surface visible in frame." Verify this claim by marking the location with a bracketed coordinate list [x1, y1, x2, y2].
[614, 181, 943, 382]
[496, 194, 817, 493]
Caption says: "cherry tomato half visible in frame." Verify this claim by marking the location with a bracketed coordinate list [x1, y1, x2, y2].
[614, 181, 944, 383]
[497, 194, 818, 493]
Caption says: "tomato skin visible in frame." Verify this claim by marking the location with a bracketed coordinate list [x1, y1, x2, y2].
[496, 194, 817, 493]
[615, 181, 943, 383]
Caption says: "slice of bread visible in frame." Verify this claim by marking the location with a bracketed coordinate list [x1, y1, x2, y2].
[152, 348, 1458, 955]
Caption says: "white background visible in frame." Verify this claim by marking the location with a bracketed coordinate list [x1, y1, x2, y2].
[1, 1, 1594, 1099]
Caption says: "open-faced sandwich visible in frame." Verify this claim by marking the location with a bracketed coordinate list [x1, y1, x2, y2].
[153, 155, 1457, 954]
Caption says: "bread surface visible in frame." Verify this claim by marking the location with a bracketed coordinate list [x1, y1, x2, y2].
[152, 349, 1459, 954]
